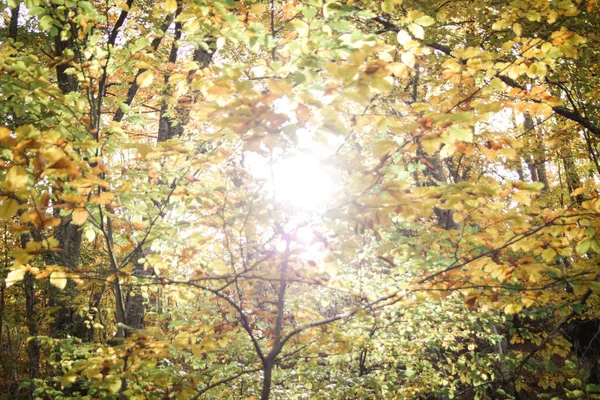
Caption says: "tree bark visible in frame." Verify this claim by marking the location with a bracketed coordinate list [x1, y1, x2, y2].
[9, 3, 19, 42]
[260, 363, 273, 400]
[24, 273, 40, 400]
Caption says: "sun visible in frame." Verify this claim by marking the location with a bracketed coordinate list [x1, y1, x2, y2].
[272, 154, 336, 210]
[245, 151, 337, 211]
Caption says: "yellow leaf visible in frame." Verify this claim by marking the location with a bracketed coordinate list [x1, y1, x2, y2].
[397, 30, 411, 46]
[6, 266, 26, 288]
[522, 297, 536, 308]
[401, 52, 415, 68]
[512, 23, 522, 36]
[249, 4, 266, 14]
[408, 23, 424, 39]
[414, 15, 435, 26]
[116, 0, 129, 11]
[0, 127, 11, 142]
[209, 260, 228, 275]
[218, 338, 228, 348]
[72, 208, 88, 226]
[541, 247, 556, 263]
[107, 378, 122, 393]
[61, 374, 77, 389]
[164, 0, 177, 14]
[421, 138, 441, 155]
[0, 198, 18, 220]
[570, 187, 585, 197]
[50, 270, 68, 290]
[136, 70, 154, 88]
[512, 190, 532, 206]
[6, 166, 28, 191]
[439, 143, 456, 159]
[504, 303, 523, 314]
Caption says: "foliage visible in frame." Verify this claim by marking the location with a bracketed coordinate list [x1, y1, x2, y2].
[1, 0, 600, 399]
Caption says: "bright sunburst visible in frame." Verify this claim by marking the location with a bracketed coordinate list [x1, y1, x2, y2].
[272, 154, 335, 210]
[245, 151, 337, 211]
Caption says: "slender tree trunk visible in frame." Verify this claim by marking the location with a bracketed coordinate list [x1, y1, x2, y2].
[24, 273, 40, 400]
[157, 8, 184, 143]
[523, 113, 549, 189]
[9, 3, 19, 41]
[563, 153, 583, 203]
[113, 17, 175, 123]
[260, 363, 273, 400]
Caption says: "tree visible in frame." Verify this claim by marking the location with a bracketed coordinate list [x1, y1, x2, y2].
[1, 0, 600, 398]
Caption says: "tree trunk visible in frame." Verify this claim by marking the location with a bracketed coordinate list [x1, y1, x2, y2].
[9, 3, 19, 42]
[260, 363, 273, 400]
[24, 273, 40, 400]
[157, 9, 184, 143]
[124, 255, 151, 333]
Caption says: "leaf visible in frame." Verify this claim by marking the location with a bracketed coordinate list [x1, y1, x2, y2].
[50, 270, 68, 290]
[448, 126, 473, 142]
[397, 30, 412, 46]
[209, 260, 228, 275]
[0, 199, 18, 220]
[541, 247, 556, 263]
[586, 384, 600, 393]
[504, 304, 523, 314]
[0, 127, 11, 142]
[401, 52, 415, 68]
[576, 239, 591, 256]
[164, 0, 177, 14]
[570, 187, 585, 197]
[250, 4, 266, 14]
[39, 15, 54, 31]
[6, 267, 26, 288]
[136, 70, 154, 88]
[512, 190, 532, 206]
[107, 378, 122, 393]
[414, 15, 435, 26]
[408, 24, 424, 40]
[61, 374, 77, 389]
[381, 0, 394, 13]
[6, 166, 28, 191]
[71, 208, 88, 226]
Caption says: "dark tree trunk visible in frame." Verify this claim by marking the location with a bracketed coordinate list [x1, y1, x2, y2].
[157, 10, 184, 143]
[24, 274, 40, 400]
[53, 11, 79, 94]
[9, 3, 19, 41]
[124, 256, 151, 333]
[113, 17, 176, 123]
[260, 363, 273, 400]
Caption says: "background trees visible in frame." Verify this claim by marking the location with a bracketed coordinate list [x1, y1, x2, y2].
[1, 0, 600, 398]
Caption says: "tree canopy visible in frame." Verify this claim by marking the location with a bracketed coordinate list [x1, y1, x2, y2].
[1, 0, 600, 398]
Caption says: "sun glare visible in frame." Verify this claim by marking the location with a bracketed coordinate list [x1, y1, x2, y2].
[272, 154, 335, 210]
[245, 151, 337, 211]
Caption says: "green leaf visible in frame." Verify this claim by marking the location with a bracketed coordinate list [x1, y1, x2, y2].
[382, 0, 393, 13]
[586, 384, 600, 393]
[576, 239, 591, 256]
[39, 15, 54, 30]
[448, 126, 473, 142]
[302, 7, 317, 19]
[414, 15, 435, 27]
